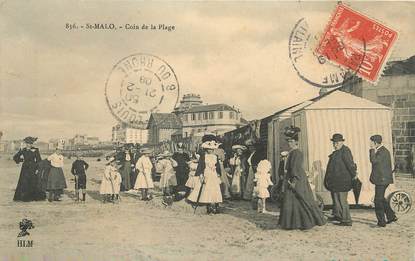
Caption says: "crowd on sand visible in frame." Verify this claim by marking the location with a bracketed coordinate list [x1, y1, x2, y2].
[11, 126, 398, 230]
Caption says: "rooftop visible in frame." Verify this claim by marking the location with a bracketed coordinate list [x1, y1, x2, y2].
[184, 103, 239, 113]
[147, 113, 182, 129]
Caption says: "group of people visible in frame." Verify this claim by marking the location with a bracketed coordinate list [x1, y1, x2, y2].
[13, 137, 70, 202]
[12, 126, 398, 230]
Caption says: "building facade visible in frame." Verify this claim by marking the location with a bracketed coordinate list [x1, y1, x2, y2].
[112, 123, 148, 144]
[345, 56, 415, 171]
[174, 94, 247, 137]
[147, 113, 182, 145]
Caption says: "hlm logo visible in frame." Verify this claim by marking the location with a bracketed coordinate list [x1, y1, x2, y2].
[17, 218, 34, 248]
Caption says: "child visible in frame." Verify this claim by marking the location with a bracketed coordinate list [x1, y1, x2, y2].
[71, 153, 89, 202]
[254, 160, 273, 213]
[100, 158, 122, 203]
[134, 148, 154, 201]
[185, 153, 200, 196]
[156, 151, 178, 206]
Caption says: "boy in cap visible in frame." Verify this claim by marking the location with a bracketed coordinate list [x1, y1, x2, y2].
[71, 153, 89, 202]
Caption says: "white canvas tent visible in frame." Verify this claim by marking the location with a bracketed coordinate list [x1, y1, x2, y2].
[291, 90, 394, 206]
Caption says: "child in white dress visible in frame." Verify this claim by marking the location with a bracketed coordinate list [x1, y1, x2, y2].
[134, 148, 154, 201]
[100, 158, 122, 203]
[156, 151, 178, 206]
[254, 160, 273, 213]
[185, 153, 200, 194]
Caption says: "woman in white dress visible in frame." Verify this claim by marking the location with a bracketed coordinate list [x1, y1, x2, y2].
[100, 158, 122, 203]
[134, 148, 154, 201]
[187, 138, 222, 215]
[156, 151, 178, 206]
[229, 145, 247, 199]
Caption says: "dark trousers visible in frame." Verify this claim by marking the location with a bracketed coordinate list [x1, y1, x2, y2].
[331, 192, 352, 223]
[374, 185, 396, 225]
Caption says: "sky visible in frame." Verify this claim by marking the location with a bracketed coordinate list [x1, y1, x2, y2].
[1, 1, 414, 141]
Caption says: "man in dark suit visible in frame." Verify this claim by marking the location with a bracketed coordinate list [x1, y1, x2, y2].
[369, 135, 397, 227]
[324, 133, 357, 226]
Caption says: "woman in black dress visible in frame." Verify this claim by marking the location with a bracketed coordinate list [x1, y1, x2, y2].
[278, 127, 326, 230]
[13, 136, 46, 201]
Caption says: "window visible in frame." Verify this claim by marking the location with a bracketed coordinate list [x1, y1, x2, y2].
[208, 112, 214, 119]
[229, 111, 235, 119]
[203, 112, 208, 120]
[218, 111, 223, 119]
[198, 113, 201, 120]
[183, 114, 188, 122]
[191, 113, 196, 120]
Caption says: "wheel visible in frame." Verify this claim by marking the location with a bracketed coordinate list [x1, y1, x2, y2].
[315, 194, 324, 211]
[388, 191, 412, 215]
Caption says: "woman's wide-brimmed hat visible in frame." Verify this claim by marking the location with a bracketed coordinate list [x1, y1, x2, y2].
[284, 126, 301, 141]
[201, 133, 217, 143]
[23, 136, 37, 144]
[201, 140, 219, 150]
[330, 133, 345, 142]
[140, 147, 153, 154]
[158, 150, 173, 158]
[232, 144, 247, 151]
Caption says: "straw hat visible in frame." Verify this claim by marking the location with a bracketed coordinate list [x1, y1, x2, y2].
[232, 145, 247, 151]
[158, 150, 173, 158]
[140, 148, 153, 154]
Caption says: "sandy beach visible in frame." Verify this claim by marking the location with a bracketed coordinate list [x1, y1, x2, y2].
[0, 155, 414, 261]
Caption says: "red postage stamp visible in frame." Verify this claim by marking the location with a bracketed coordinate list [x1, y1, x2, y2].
[315, 4, 398, 84]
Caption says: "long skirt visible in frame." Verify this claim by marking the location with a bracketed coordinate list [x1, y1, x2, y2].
[160, 171, 177, 189]
[134, 172, 154, 189]
[13, 162, 46, 201]
[185, 175, 200, 189]
[120, 162, 132, 191]
[46, 167, 67, 191]
[278, 179, 326, 230]
[187, 171, 222, 204]
[100, 176, 121, 194]
[243, 166, 255, 200]
[219, 164, 231, 199]
[230, 170, 242, 197]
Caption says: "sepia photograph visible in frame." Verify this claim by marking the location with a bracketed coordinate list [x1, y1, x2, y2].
[0, 1, 414, 260]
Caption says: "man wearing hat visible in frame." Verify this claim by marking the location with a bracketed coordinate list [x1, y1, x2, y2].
[324, 133, 357, 226]
[369, 134, 397, 227]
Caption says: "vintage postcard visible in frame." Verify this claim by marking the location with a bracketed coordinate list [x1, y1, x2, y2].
[1, 1, 414, 260]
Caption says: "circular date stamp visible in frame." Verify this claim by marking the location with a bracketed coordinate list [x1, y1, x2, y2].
[289, 18, 357, 89]
[105, 53, 179, 128]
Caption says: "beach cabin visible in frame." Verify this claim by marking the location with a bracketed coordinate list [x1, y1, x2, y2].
[290, 90, 393, 206]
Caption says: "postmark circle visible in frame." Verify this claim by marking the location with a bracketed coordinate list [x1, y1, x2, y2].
[105, 53, 179, 128]
[289, 18, 358, 89]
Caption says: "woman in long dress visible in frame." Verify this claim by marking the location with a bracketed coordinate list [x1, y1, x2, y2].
[214, 146, 231, 200]
[187, 138, 222, 214]
[278, 126, 326, 230]
[243, 139, 265, 200]
[229, 145, 247, 199]
[134, 148, 154, 200]
[46, 148, 67, 202]
[13, 136, 46, 201]
[120, 149, 132, 191]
